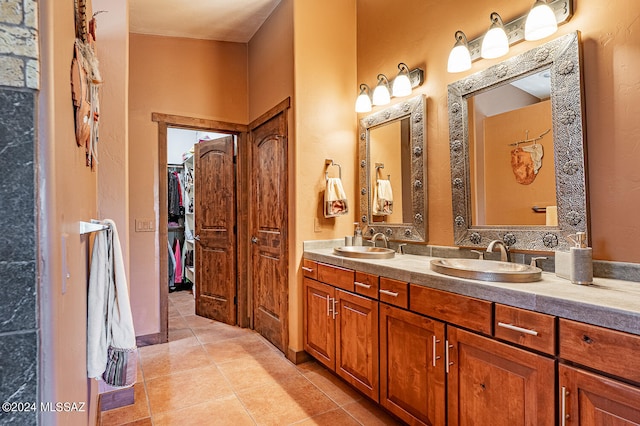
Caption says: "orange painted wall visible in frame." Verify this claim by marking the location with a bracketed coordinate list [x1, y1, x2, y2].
[290, 0, 357, 351]
[483, 101, 555, 225]
[128, 34, 248, 335]
[357, 0, 640, 262]
[39, 1, 100, 423]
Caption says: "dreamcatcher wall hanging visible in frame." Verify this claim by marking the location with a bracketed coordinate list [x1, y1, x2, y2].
[509, 129, 550, 185]
[71, 0, 104, 168]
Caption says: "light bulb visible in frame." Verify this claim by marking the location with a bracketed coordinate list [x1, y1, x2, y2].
[447, 31, 472, 73]
[372, 75, 391, 106]
[525, 0, 558, 41]
[392, 63, 412, 97]
[481, 13, 509, 59]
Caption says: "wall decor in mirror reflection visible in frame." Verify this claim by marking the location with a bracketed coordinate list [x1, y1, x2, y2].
[447, 31, 588, 252]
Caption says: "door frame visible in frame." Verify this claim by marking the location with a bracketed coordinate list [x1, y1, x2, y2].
[152, 113, 249, 343]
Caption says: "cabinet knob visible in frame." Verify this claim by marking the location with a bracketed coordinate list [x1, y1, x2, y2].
[251, 236, 258, 244]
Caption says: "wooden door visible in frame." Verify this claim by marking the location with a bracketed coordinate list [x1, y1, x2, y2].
[380, 304, 446, 426]
[447, 327, 555, 426]
[559, 364, 640, 425]
[303, 278, 335, 370]
[249, 105, 289, 352]
[194, 136, 236, 325]
[335, 289, 379, 401]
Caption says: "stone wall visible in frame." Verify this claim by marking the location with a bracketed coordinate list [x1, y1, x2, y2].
[0, 0, 39, 425]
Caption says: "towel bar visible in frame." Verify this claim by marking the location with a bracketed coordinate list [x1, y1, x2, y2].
[325, 159, 342, 181]
[80, 220, 109, 235]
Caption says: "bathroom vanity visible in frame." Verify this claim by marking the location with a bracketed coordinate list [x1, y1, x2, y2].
[302, 247, 640, 425]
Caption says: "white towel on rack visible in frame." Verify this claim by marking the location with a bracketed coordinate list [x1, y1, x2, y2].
[324, 177, 349, 218]
[87, 219, 137, 388]
[373, 179, 393, 216]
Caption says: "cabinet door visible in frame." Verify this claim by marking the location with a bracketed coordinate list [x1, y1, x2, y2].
[335, 289, 379, 401]
[448, 327, 555, 426]
[303, 278, 335, 370]
[559, 364, 640, 425]
[380, 304, 446, 426]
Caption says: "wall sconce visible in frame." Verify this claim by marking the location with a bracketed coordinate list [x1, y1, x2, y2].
[524, 0, 558, 41]
[355, 84, 372, 113]
[481, 12, 509, 59]
[392, 63, 412, 97]
[355, 63, 425, 112]
[447, 0, 572, 72]
[447, 31, 472, 73]
[372, 74, 391, 106]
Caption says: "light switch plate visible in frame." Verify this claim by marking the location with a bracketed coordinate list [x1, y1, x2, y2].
[314, 218, 321, 233]
[135, 218, 155, 232]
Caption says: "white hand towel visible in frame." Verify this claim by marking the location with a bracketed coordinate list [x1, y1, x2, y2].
[324, 177, 349, 217]
[373, 179, 393, 216]
[87, 219, 137, 388]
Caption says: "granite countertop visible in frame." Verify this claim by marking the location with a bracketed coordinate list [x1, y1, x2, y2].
[304, 247, 640, 336]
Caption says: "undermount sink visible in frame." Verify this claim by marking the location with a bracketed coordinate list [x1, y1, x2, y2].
[430, 258, 541, 283]
[334, 246, 395, 260]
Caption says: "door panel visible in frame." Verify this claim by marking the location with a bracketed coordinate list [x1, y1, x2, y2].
[380, 304, 446, 426]
[303, 278, 335, 369]
[195, 136, 236, 325]
[250, 108, 288, 352]
[336, 290, 379, 401]
[559, 364, 640, 425]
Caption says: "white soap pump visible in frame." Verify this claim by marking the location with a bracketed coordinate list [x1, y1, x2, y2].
[555, 231, 593, 285]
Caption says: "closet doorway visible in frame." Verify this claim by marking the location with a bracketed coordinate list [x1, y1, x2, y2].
[154, 113, 249, 343]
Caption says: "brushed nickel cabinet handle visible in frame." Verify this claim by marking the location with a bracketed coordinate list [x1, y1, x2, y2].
[354, 281, 372, 289]
[326, 295, 331, 317]
[302, 267, 314, 272]
[432, 336, 442, 367]
[445, 340, 454, 373]
[379, 289, 399, 297]
[332, 298, 338, 319]
[497, 322, 539, 336]
[561, 386, 570, 426]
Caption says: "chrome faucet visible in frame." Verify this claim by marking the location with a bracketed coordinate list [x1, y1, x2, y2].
[486, 240, 510, 262]
[370, 232, 389, 248]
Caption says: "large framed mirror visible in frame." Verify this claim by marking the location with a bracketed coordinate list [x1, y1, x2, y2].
[448, 31, 588, 252]
[359, 94, 427, 241]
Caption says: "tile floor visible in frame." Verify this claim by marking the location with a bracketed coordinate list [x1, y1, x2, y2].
[99, 290, 403, 425]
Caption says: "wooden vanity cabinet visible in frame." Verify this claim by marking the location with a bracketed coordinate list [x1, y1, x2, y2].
[447, 326, 556, 426]
[379, 304, 446, 426]
[303, 270, 379, 401]
[558, 319, 640, 425]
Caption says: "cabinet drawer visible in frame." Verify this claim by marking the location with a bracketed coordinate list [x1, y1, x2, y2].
[379, 277, 408, 309]
[494, 304, 556, 355]
[559, 319, 640, 383]
[354, 272, 379, 299]
[302, 259, 318, 280]
[410, 285, 493, 334]
[317, 263, 354, 292]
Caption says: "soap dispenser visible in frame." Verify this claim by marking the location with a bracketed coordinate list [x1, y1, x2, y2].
[353, 222, 363, 246]
[555, 231, 593, 285]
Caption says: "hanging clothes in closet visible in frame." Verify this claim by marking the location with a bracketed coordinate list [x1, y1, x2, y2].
[168, 170, 184, 218]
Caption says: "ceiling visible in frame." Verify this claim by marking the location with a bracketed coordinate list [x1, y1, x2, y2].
[129, 0, 282, 43]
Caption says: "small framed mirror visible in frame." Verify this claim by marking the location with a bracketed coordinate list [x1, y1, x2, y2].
[448, 31, 588, 251]
[359, 94, 427, 242]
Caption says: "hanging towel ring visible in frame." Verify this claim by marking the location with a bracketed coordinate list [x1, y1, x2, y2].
[325, 159, 342, 181]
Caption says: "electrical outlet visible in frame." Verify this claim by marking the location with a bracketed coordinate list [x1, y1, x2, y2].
[314, 217, 322, 233]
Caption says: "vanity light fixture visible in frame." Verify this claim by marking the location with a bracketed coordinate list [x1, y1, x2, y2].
[446, 0, 573, 73]
[524, 0, 558, 41]
[372, 74, 391, 106]
[355, 84, 373, 113]
[391, 63, 412, 97]
[481, 12, 509, 59]
[447, 31, 472, 73]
